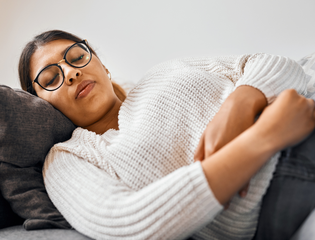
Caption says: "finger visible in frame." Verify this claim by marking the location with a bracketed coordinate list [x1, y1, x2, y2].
[307, 98, 315, 108]
[307, 98, 315, 120]
[310, 98, 315, 111]
[224, 202, 230, 210]
[194, 132, 205, 162]
[238, 182, 250, 198]
[205, 142, 215, 159]
[204, 133, 216, 158]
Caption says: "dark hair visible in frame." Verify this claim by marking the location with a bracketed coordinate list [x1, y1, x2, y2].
[18, 29, 126, 101]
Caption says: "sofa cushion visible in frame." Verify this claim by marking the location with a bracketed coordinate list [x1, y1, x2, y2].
[0, 225, 93, 240]
[0, 193, 24, 228]
[0, 85, 76, 230]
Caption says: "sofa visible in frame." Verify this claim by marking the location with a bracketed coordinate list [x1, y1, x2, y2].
[1, 52, 315, 240]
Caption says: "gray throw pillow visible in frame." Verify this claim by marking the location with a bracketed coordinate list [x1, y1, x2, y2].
[0, 192, 24, 228]
[0, 85, 76, 230]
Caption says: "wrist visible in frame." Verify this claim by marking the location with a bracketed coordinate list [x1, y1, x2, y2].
[201, 124, 278, 205]
[249, 124, 281, 155]
[226, 86, 267, 117]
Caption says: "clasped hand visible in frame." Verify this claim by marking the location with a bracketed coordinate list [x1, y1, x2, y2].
[194, 86, 315, 209]
[194, 88, 260, 206]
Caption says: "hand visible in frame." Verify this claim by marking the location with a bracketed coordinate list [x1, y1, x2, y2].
[194, 86, 267, 199]
[254, 89, 315, 151]
[193, 106, 255, 161]
[194, 86, 267, 161]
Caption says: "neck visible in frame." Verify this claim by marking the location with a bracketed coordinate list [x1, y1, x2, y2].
[85, 99, 122, 135]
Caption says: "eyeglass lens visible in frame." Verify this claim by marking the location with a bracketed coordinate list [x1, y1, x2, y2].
[37, 42, 91, 91]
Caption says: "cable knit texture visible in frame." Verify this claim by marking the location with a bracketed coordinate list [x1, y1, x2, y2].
[43, 54, 306, 240]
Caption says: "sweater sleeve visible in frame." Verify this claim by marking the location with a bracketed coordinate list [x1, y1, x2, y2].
[43, 148, 223, 240]
[182, 53, 307, 104]
[233, 53, 307, 104]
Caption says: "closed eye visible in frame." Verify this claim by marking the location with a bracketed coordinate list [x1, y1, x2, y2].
[45, 73, 60, 87]
[71, 54, 84, 63]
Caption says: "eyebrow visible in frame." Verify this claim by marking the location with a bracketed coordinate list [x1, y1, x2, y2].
[34, 44, 73, 80]
[60, 45, 72, 58]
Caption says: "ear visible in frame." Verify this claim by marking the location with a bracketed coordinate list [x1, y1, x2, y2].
[102, 64, 109, 74]
[102, 64, 112, 80]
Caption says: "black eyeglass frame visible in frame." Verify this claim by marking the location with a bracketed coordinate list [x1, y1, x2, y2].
[32, 39, 92, 91]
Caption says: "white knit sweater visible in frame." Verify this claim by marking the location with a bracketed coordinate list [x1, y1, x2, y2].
[43, 54, 306, 240]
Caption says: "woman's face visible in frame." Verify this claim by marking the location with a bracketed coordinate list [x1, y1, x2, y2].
[30, 39, 119, 127]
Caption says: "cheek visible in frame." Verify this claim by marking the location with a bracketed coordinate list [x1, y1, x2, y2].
[37, 89, 73, 117]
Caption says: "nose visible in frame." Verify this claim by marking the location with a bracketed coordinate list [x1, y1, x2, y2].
[59, 62, 82, 85]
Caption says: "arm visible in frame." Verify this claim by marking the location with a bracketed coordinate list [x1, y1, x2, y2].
[194, 85, 267, 200]
[183, 53, 307, 101]
[43, 149, 223, 240]
[233, 53, 307, 102]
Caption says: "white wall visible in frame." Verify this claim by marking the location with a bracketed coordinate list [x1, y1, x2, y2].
[1, 0, 314, 89]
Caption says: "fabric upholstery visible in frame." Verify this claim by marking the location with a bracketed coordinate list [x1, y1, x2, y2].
[0, 225, 92, 240]
[0, 193, 23, 228]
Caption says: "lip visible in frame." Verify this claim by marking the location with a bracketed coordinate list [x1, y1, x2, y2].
[75, 80, 95, 99]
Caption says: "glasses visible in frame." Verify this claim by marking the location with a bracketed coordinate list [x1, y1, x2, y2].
[32, 40, 92, 91]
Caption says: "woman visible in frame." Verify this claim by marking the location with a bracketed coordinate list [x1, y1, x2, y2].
[19, 30, 315, 239]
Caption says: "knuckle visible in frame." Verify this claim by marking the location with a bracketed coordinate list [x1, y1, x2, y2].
[283, 89, 298, 99]
[205, 145, 214, 155]
[286, 89, 297, 95]
[205, 143, 220, 156]
[299, 97, 311, 108]
[307, 98, 315, 106]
